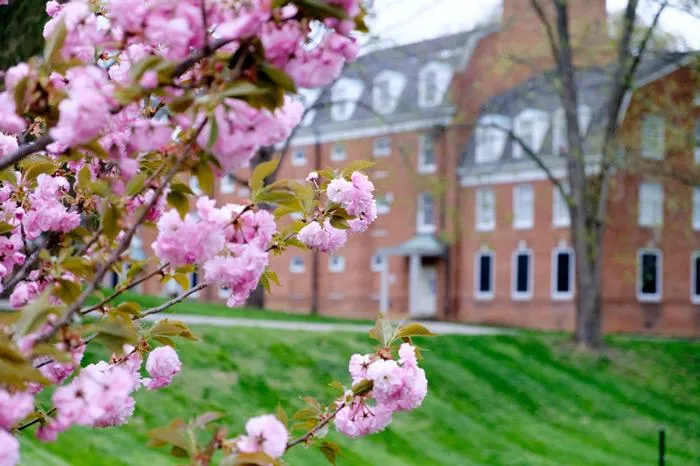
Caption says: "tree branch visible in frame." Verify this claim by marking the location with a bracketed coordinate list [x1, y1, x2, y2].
[285, 402, 346, 451]
[138, 282, 208, 318]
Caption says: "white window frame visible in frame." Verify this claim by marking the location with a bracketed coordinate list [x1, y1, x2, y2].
[551, 247, 575, 301]
[637, 248, 662, 303]
[638, 182, 664, 227]
[474, 250, 495, 301]
[552, 106, 592, 156]
[690, 251, 700, 304]
[329, 255, 346, 273]
[418, 133, 436, 174]
[370, 253, 387, 273]
[641, 114, 665, 160]
[291, 149, 307, 167]
[373, 137, 392, 157]
[289, 256, 305, 274]
[376, 192, 393, 215]
[475, 187, 496, 232]
[693, 188, 700, 231]
[552, 183, 571, 228]
[511, 248, 534, 301]
[331, 142, 347, 162]
[221, 174, 236, 194]
[512, 184, 534, 230]
[417, 192, 436, 234]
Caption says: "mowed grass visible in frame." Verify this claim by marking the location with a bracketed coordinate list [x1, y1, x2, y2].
[17, 326, 699, 466]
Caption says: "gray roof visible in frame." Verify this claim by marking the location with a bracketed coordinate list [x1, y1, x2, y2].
[459, 51, 698, 171]
[294, 27, 496, 138]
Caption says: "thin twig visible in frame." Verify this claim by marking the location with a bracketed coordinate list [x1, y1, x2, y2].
[15, 408, 56, 432]
[285, 403, 346, 451]
[138, 282, 208, 319]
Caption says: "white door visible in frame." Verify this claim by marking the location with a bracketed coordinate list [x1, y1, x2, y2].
[416, 265, 438, 317]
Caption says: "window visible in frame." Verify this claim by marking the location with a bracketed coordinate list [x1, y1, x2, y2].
[418, 133, 436, 173]
[329, 255, 345, 273]
[514, 118, 535, 158]
[417, 192, 436, 233]
[289, 256, 305, 274]
[694, 189, 700, 230]
[221, 174, 236, 194]
[331, 78, 363, 121]
[372, 71, 406, 115]
[513, 109, 549, 159]
[512, 249, 533, 300]
[376, 192, 393, 215]
[331, 143, 347, 162]
[130, 235, 146, 261]
[291, 149, 307, 167]
[552, 106, 592, 155]
[475, 115, 511, 164]
[371, 253, 386, 273]
[475, 188, 496, 231]
[694, 120, 700, 163]
[637, 249, 662, 302]
[513, 184, 534, 229]
[418, 62, 452, 108]
[374, 79, 391, 112]
[474, 251, 494, 300]
[552, 183, 571, 228]
[641, 114, 665, 159]
[691, 251, 700, 303]
[423, 70, 438, 105]
[551, 248, 574, 300]
[638, 182, 664, 227]
[373, 137, 391, 157]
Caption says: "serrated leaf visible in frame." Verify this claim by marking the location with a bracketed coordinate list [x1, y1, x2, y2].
[114, 302, 142, 317]
[275, 404, 289, 428]
[221, 80, 269, 98]
[149, 319, 198, 341]
[319, 441, 341, 466]
[351, 379, 373, 396]
[126, 172, 148, 197]
[102, 203, 120, 241]
[167, 191, 190, 219]
[260, 64, 297, 93]
[394, 323, 436, 339]
[249, 159, 280, 193]
[369, 316, 394, 346]
[55, 278, 82, 304]
[329, 216, 350, 230]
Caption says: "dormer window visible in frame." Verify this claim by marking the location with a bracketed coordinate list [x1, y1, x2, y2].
[475, 115, 511, 164]
[513, 109, 549, 159]
[331, 142, 347, 162]
[552, 106, 592, 155]
[298, 88, 321, 127]
[372, 70, 406, 115]
[418, 62, 452, 108]
[331, 78, 364, 121]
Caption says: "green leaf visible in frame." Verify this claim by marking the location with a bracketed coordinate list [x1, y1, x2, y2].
[114, 302, 142, 317]
[341, 160, 377, 178]
[167, 191, 190, 219]
[207, 116, 219, 149]
[126, 172, 148, 197]
[172, 273, 190, 291]
[14, 293, 55, 338]
[55, 278, 82, 304]
[129, 55, 164, 82]
[44, 20, 68, 67]
[221, 80, 269, 98]
[149, 319, 198, 341]
[102, 203, 120, 241]
[148, 421, 192, 452]
[369, 316, 394, 346]
[351, 379, 373, 396]
[319, 441, 341, 466]
[87, 315, 138, 352]
[13, 76, 29, 112]
[394, 323, 437, 339]
[260, 64, 297, 93]
[23, 159, 59, 182]
[194, 163, 215, 196]
[0, 222, 16, 236]
[329, 216, 350, 230]
[297, 0, 348, 19]
[275, 404, 289, 428]
[61, 257, 93, 279]
[249, 159, 280, 193]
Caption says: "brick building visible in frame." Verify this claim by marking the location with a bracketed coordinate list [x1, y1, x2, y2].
[134, 0, 700, 336]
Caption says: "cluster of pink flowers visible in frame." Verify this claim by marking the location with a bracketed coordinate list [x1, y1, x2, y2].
[298, 171, 378, 252]
[22, 174, 81, 240]
[38, 344, 180, 441]
[231, 414, 289, 460]
[153, 198, 275, 307]
[334, 344, 428, 438]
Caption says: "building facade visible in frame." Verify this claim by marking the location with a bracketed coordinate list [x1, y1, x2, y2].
[133, 0, 700, 336]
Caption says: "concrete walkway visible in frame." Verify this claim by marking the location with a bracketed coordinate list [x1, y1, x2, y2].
[141, 313, 514, 336]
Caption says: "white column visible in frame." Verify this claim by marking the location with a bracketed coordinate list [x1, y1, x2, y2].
[409, 253, 421, 316]
[379, 254, 389, 315]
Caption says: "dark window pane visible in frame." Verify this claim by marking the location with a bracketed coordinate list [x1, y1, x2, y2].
[694, 257, 700, 297]
[641, 253, 658, 294]
[516, 254, 530, 293]
[556, 253, 571, 293]
[479, 255, 492, 293]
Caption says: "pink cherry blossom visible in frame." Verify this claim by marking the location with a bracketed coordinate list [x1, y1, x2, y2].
[152, 209, 226, 266]
[297, 219, 347, 253]
[144, 346, 181, 390]
[0, 92, 27, 135]
[237, 414, 288, 459]
[0, 134, 18, 157]
[0, 390, 34, 430]
[202, 244, 269, 307]
[0, 429, 20, 466]
[348, 354, 372, 384]
[334, 399, 393, 439]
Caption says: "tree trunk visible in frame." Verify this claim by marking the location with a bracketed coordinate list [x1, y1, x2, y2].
[246, 283, 265, 309]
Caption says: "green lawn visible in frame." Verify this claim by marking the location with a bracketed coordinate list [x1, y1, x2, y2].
[17, 326, 699, 466]
[86, 291, 372, 324]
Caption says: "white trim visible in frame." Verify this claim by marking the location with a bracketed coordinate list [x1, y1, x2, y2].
[638, 182, 664, 228]
[291, 148, 307, 167]
[287, 115, 453, 148]
[371, 253, 387, 273]
[373, 136, 392, 157]
[475, 187, 496, 232]
[289, 256, 305, 274]
[512, 184, 534, 230]
[691, 251, 700, 304]
[693, 188, 700, 231]
[460, 157, 602, 186]
[636, 248, 662, 303]
[511, 248, 534, 301]
[330, 142, 347, 162]
[552, 183, 571, 228]
[329, 255, 345, 273]
[418, 133, 437, 174]
[551, 247, 575, 301]
[474, 250, 495, 301]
